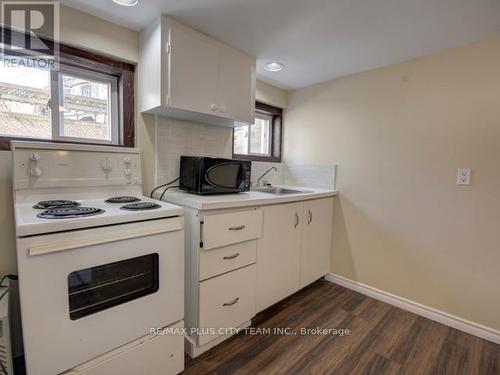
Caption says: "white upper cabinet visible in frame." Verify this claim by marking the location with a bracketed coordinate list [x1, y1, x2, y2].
[217, 45, 255, 123]
[139, 16, 256, 126]
[168, 24, 220, 116]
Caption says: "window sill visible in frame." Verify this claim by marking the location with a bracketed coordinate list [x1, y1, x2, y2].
[233, 154, 281, 163]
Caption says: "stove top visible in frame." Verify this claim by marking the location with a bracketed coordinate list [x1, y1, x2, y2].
[33, 200, 81, 209]
[105, 196, 141, 204]
[15, 195, 183, 236]
[120, 202, 161, 211]
[37, 207, 105, 219]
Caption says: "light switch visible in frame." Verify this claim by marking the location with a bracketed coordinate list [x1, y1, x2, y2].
[456, 168, 471, 185]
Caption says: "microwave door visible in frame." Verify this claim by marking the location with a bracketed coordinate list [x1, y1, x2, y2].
[205, 163, 241, 192]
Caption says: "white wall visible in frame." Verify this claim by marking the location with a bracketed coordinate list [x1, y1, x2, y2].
[284, 37, 500, 331]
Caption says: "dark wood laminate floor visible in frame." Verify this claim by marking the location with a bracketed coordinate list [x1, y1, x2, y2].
[184, 280, 500, 375]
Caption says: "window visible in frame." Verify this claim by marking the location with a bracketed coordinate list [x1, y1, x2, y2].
[54, 67, 119, 143]
[0, 27, 134, 150]
[233, 101, 282, 162]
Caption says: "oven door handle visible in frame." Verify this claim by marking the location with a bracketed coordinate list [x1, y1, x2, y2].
[28, 217, 183, 256]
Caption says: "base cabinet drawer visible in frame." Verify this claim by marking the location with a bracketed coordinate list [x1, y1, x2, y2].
[198, 264, 256, 346]
[199, 240, 257, 281]
[202, 209, 263, 249]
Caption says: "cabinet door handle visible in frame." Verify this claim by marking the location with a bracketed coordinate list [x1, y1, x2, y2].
[228, 225, 245, 231]
[210, 103, 218, 111]
[223, 297, 239, 307]
[308, 210, 313, 224]
[223, 253, 240, 260]
[295, 212, 299, 228]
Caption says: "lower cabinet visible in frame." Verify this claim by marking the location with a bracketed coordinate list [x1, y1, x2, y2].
[198, 264, 256, 346]
[176, 198, 334, 357]
[256, 197, 334, 312]
[256, 202, 303, 312]
[300, 198, 334, 288]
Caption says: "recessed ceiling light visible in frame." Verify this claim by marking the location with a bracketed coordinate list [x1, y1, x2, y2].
[264, 62, 284, 72]
[112, 0, 138, 6]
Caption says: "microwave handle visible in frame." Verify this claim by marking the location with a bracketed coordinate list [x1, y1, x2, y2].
[237, 164, 243, 187]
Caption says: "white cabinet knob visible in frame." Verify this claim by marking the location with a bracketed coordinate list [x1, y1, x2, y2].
[30, 152, 40, 161]
[30, 167, 42, 177]
[210, 104, 218, 112]
[123, 157, 131, 165]
[219, 105, 226, 113]
[124, 168, 132, 176]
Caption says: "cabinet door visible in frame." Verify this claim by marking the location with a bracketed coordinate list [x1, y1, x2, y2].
[169, 25, 219, 115]
[256, 202, 303, 312]
[300, 198, 334, 288]
[217, 44, 255, 124]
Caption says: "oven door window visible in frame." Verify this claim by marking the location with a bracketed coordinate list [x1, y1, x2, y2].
[68, 254, 159, 320]
[205, 163, 241, 189]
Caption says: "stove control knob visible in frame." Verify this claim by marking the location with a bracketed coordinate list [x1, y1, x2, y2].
[30, 167, 42, 177]
[123, 157, 131, 165]
[124, 168, 132, 176]
[101, 159, 112, 172]
[30, 152, 40, 161]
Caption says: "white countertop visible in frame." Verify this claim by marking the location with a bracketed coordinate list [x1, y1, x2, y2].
[157, 186, 337, 210]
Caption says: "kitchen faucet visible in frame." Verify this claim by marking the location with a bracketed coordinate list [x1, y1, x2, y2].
[255, 166, 278, 187]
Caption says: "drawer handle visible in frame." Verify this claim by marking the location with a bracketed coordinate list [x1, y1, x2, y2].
[295, 213, 299, 228]
[228, 225, 246, 231]
[223, 253, 240, 260]
[308, 210, 313, 224]
[223, 297, 240, 307]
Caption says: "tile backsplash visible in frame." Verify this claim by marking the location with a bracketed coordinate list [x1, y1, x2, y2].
[155, 116, 233, 184]
[252, 161, 336, 189]
[154, 116, 336, 191]
[284, 163, 337, 189]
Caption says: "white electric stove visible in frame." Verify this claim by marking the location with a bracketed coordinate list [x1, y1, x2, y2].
[11, 141, 185, 375]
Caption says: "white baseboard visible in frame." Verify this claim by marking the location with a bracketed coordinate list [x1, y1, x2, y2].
[324, 273, 500, 345]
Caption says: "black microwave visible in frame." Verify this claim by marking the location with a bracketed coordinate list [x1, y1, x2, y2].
[179, 156, 251, 195]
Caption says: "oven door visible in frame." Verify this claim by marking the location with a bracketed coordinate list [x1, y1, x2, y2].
[16, 217, 184, 375]
[202, 158, 251, 194]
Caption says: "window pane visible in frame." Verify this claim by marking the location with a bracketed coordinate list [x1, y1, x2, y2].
[0, 59, 51, 139]
[234, 124, 249, 154]
[61, 74, 112, 141]
[250, 115, 271, 155]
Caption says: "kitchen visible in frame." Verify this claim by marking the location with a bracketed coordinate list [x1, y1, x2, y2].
[0, 1, 500, 374]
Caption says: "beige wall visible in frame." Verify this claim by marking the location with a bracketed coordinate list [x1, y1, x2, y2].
[256, 80, 288, 108]
[59, 5, 139, 63]
[285, 37, 500, 331]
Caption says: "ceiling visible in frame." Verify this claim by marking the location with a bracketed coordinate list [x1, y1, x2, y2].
[60, 0, 500, 90]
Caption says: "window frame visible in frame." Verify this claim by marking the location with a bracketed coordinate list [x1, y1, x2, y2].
[232, 101, 283, 162]
[51, 65, 120, 144]
[0, 27, 135, 151]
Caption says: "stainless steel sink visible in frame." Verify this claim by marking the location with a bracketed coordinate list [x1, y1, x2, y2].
[252, 187, 312, 194]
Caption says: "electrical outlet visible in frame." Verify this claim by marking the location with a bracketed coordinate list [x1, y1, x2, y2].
[456, 168, 471, 185]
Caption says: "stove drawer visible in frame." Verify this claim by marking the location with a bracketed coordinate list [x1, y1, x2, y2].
[199, 240, 256, 281]
[62, 321, 184, 375]
[202, 209, 263, 250]
[198, 264, 256, 346]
